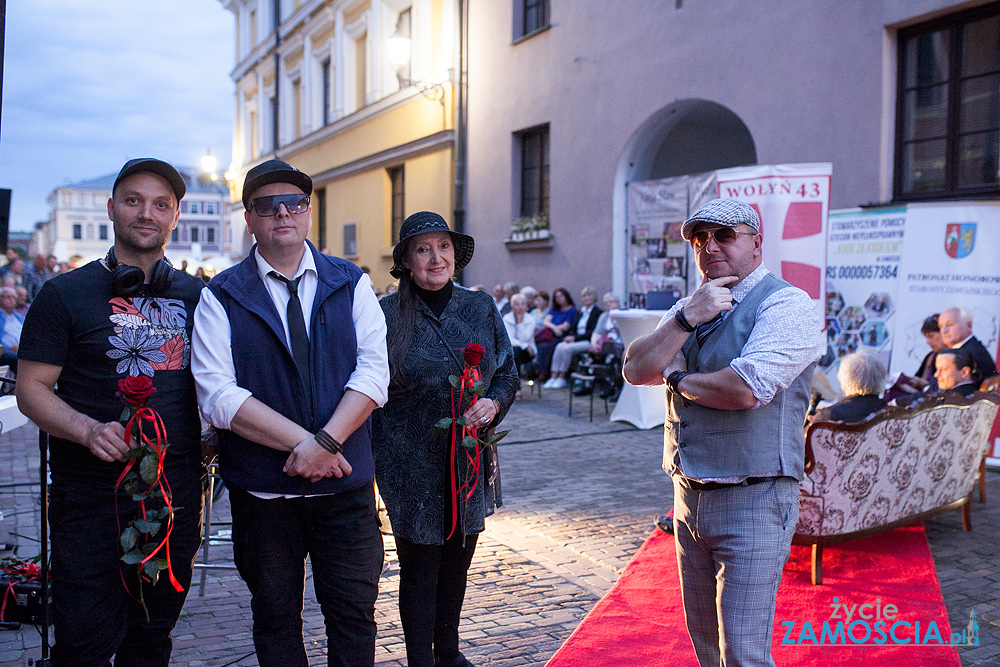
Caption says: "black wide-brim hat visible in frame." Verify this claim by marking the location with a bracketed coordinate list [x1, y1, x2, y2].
[390, 211, 475, 279]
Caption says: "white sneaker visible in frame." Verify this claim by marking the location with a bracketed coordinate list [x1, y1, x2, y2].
[542, 378, 557, 389]
[549, 378, 568, 389]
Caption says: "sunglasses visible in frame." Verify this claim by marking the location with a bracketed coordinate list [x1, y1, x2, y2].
[690, 227, 757, 249]
[250, 194, 310, 217]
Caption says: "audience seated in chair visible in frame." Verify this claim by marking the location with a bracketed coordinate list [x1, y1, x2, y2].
[934, 347, 979, 397]
[0, 286, 24, 373]
[812, 350, 887, 423]
[544, 286, 601, 389]
[503, 293, 537, 380]
[535, 287, 577, 382]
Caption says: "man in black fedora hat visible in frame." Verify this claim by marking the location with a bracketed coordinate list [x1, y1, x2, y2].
[192, 158, 389, 667]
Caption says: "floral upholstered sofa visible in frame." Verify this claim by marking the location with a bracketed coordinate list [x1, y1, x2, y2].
[794, 390, 999, 584]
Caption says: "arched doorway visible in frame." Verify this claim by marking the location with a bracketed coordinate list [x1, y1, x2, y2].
[611, 100, 756, 296]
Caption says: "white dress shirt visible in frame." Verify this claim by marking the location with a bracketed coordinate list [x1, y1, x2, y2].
[192, 246, 389, 431]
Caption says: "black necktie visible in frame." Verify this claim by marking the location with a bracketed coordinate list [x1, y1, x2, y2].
[272, 273, 312, 409]
[696, 313, 724, 347]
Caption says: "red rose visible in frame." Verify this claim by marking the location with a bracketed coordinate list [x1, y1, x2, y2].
[463, 343, 486, 367]
[117, 376, 157, 408]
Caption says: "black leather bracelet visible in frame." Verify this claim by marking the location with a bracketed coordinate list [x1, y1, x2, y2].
[666, 370, 691, 394]
[673, 308, 697, 332]
[314, 428, 343, 455]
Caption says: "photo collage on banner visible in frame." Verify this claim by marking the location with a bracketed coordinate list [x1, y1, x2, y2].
[820, 207, 906, 390]
[625, 172, 714, 309]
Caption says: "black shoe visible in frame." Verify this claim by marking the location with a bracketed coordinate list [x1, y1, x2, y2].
[654, 514, 674, 535]
[435, 654, 475, 667]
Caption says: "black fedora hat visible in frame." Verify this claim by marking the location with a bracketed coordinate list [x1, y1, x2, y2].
[390, 211, 475, 279]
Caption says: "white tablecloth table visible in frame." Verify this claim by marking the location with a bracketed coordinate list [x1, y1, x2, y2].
[0, 395, 29, 434]
[609, 309, 669, 429]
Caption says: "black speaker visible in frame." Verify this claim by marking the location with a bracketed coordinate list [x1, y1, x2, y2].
[0, 189, 11, 254]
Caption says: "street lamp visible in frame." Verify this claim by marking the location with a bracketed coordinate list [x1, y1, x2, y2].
[201, 151, 219, 181]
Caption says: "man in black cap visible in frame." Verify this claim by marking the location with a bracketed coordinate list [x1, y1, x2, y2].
[16, 158, 206, 666]
[191, 159, 389, 667]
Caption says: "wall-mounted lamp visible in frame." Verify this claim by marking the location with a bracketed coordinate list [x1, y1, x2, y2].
[387, 27, 447, 104]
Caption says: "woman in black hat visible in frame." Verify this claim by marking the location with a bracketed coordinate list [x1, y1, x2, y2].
[372, 211, 518, 667]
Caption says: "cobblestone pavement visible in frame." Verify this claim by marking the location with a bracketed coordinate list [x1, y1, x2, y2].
[1, 389, 998, 666]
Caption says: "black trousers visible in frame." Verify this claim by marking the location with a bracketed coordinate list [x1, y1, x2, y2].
[48, 464, 204, 667]
[394, 532, 479, 667]
[228, 481, 383, 667]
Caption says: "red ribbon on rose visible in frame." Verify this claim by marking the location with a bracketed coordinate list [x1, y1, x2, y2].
[113, 377, 181, 620]
[435, 343, 509, 543]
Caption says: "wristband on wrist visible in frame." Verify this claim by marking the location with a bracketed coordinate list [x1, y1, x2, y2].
[314, 428, 343, 455]
[673, 308, 697, 332]
[666, 370, 691, 395]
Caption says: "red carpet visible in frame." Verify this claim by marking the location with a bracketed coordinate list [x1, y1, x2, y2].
[546, 524, 962, 666]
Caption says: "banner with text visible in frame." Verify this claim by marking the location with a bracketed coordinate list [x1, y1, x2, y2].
[891, 202, 1000, 459]
[820, 207, 907, 389]
[715, 163, 832, 315]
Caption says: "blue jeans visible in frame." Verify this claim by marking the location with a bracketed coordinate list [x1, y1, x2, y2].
[48, 462, 205, 667]
[228, 481, 383, 667]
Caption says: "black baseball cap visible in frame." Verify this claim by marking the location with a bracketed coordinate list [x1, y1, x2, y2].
[113, 158, 186, 201]
[242, 159, 313, 210]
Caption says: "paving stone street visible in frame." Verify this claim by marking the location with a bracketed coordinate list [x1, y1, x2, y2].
[1, 388, 998, 666]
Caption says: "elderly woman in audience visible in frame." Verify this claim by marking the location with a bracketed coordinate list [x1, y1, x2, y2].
[503, 293, 537, 374]
[544, 287, 604, 389]
[812, 350, 887, 422]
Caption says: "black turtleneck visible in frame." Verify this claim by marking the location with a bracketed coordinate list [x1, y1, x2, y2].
[413, 279, 453, 318]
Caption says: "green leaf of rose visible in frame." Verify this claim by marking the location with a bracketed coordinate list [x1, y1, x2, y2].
[448, 375, 461, 388]
[123, 447, 145, 460]
[134, 519, 161, 536]
[140, 453, 159, 485]
[121, 549, 145, 565]
[120, 526, 138, 552]
[486, 429, 511, 445]
[143, 559, 160, 580]
[461, 436, 478, 449]
[473, 381, 486, 397]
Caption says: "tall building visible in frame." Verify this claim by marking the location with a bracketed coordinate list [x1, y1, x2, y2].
[34, 169, 231, 268]
[464, 0, 1000, 296]
[220, 0, 460, 291]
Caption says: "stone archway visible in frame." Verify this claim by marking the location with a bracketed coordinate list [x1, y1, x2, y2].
[611, 100, 756, 296]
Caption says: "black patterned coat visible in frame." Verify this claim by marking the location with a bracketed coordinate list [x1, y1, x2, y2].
[373, 286, 518, 545]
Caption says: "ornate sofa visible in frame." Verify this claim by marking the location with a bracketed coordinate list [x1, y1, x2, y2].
[794, 390, 999, 584]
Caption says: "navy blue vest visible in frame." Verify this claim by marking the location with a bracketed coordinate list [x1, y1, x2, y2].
[208, 241, 373, 494]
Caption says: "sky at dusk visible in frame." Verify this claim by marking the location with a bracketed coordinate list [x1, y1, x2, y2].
[0, 0, 236, 231]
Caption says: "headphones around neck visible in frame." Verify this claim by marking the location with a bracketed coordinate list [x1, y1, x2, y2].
[106, 247, 174, 297]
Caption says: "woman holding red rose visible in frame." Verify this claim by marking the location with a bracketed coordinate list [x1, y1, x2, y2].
[373, 212, 518, 667]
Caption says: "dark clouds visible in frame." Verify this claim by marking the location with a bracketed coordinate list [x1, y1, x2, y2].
[0, 1, 234, 229]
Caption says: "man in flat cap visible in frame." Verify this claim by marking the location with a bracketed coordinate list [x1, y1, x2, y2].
[191, 159, 389, 667]
[624, 198, 824, 667]
[17, 158, 206, 666]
